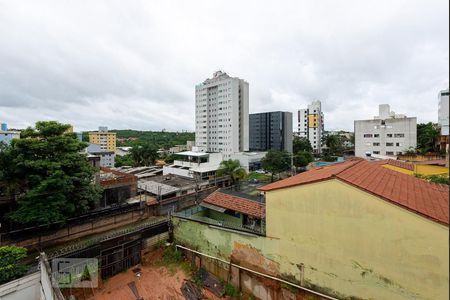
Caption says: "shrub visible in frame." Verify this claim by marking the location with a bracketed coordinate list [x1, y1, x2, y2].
[0, 246, 28, 284]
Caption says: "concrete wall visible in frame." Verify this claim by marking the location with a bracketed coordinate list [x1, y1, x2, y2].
[174, 179, 449, 300]
[0, 273, 40, 300]
[265, 180, 448, 299]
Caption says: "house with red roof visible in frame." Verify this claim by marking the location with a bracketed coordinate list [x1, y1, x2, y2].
[173, 159, 449, 299]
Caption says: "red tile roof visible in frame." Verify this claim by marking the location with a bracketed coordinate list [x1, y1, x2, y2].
[384, 159, 415, 171]
[415, 159, 447, 166]
[259, 160, 449, 225]
[259, 159, 362, 192]
[203, 190, 265, 219]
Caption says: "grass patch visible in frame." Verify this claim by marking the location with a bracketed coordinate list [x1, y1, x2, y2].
[157, 245, 192, 276]
[247, 172, 271, 181]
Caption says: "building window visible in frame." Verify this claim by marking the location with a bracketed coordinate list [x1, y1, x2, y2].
[363, 134, 373, 138]
[373, 151, 380, 154]
[386, 151, 394, 155]
[394, 133, 405, 138]
[396, 143, 401, 147]
[374, 134, 380, 138]
[386, 134, 393, 138]
[386, 142, 394, 146]
[373, 142, 380, 146]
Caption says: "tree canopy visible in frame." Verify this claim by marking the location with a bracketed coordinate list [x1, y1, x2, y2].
[416, 122, 440, 154]
[0, 121, 102, 226]
[130, 143, 158, 166]
[321, 134, 345, 156]
[293, 136, 313, 153]
[217, 159, 247, 187]
[293, 151, 314, 168]
[261, 150, 291, 181]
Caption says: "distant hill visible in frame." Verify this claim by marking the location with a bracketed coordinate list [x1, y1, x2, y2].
[82, 129, 195, 149]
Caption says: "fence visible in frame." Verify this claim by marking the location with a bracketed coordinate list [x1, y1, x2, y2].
[1, 206, 149, 249]
[172, 207, 265, 236]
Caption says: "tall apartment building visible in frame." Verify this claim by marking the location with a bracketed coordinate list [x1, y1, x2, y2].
[438, 88, 449, 165]
[438, 88, 449, 136]
[298, 100, 324, 154]
[89, 126, 117, 152]
[249, 111, 293, 153]
[354, 104, 417, 158]
[195, 71, 249, 158]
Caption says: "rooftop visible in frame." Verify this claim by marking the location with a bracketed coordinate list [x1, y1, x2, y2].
[259, 159, 449, 225]
[175, 151, 209, 157]
[202, 189, 265, 219]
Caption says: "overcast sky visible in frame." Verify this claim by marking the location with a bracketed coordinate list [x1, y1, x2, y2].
[0, 0, 448, 132]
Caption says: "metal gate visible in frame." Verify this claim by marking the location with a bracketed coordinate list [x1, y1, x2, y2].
[100, 238, 142, 279]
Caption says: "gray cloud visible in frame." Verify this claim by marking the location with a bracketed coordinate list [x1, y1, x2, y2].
[0, 0, 448, 132]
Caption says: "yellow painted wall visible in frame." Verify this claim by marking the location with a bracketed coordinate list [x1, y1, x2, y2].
[382, 164, 449, 176]
[266, 180, 449, 300]
[308, 114, 318, 128]
[174, 179, 449, 299]
[382, 164, 414, 175]
[88, 132, 116, 152]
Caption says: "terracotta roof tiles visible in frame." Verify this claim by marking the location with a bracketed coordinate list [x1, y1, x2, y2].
[259, 159, 449, 225]
[203, 190, 265, 219]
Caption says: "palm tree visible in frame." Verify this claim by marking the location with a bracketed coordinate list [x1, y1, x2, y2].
[217, 159, 247, 189]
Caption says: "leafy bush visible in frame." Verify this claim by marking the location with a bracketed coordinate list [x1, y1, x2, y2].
[0, 246, 28, 284]
[162, 245, 182, 264]
[225, 283, 240, 297]
[415, 173, 449, 185]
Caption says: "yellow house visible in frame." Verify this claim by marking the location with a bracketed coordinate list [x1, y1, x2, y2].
[88, 126, 116, 152]
[173, 159, 449, 299]
[259, 159, 449, 299]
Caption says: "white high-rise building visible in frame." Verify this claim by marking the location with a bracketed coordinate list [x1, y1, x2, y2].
[354, 104, 417, 158]
[438, 88, 449, 136]
[195, 71, 249, 158]
[297, 100, 324, 154]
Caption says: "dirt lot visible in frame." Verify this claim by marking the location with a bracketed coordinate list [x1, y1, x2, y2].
[65, 248, 222, 300]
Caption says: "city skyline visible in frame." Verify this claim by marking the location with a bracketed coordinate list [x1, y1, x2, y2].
[0, 0, 448, 132]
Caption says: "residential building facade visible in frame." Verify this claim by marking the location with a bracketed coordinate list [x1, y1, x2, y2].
[0, 123, 20, 145]
[354, 104, 417, 158]
[88, 126, 117, 152]
[86, 143, 115, 168]
[249, 111, 293, 153]
[438, 89, 449, 165]
[438, 88, 449, 136]
[195, 71, 249, 158]
[297, 101, 324, 154]
[163, 150, 224, 180]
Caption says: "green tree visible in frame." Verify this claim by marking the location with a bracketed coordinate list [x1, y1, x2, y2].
[417, 122, 440, 154]
[261, 150, 291, 182]
[130, 143, 158, 166]
[217, 159, 247, 188]
[293, 136, 313, 153]
[0, 246, 28, 284]
[293, 151, 314, 168]
[2, 121, 101, 226]
[321, 134, 344, 156]
[115, 154, 134, 167]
